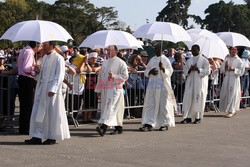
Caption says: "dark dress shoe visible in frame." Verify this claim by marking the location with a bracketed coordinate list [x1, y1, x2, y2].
[96, 124, 107, 137]
[43, 139, 56, 145]
[159, 126, 168, 131]
[181, 118, 192, 124]
[110, 126, 123, 135]
[139, 124, 153, 132]
[24, 137, 42, 145]
[193, 119, 201, 124]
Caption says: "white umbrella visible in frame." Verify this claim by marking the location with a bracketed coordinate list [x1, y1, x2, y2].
[187, 28, 219, 41]
[217, 32, 250, 47]
[0, 20, 73, 43]
[79, 30, 142, 50]
[184, 34, 229, 60]
[133, 21, 191, 43]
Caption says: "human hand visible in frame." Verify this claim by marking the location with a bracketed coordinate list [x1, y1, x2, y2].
[48, 91, 55, 97]
[159, 61, 165, 73]
[108, 71, 115, 81]
[149, 68, 158, 76]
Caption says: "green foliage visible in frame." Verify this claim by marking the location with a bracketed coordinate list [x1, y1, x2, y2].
[202, 1, 250, 38]
[156, 0, 191, 28]
[0, 0, 118, 48]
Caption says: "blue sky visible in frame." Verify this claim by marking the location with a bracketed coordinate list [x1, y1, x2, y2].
[41, 0, 245, 30]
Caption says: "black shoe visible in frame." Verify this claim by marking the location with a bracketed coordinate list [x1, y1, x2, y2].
[181, 118, 192, 124]
[159, 126, 168, 131]
[24, 137, 42, 145]
[43, 139, 56, 145]
[139, 124, 153, 132]
[193, 119, 201, 124]
[110, 126, 123, 135]
[96, 125, 107, 137]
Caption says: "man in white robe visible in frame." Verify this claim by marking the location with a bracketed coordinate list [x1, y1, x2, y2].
[139, 44, 176, 131]
[25, 41, 70, 145]
[95, 45, 128, 136]
[181, 45, 210, 124]
[219, 47, 244, 118]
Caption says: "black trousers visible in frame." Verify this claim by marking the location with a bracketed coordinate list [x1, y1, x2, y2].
[18, 75, 36, 134]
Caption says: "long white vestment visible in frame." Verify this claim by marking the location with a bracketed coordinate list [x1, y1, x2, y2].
[219, 55, 244, 113]
[29, 51, 70, 140]
[182, 54, 210, 119]
[95, 56, 128, 126]
[142, 55, 176, 128]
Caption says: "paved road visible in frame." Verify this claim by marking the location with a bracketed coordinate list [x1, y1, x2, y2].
[1, 108, 250, 167]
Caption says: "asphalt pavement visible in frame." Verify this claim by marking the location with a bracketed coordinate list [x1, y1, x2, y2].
[1, 107, 250, 167]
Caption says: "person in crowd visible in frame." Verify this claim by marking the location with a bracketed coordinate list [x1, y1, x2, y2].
[181, 45, 210, 124]
[219, 46, 244, 118]
[240, 49, 250, 108]
[95, 45, 128, 136]
[17, 41, 40, 135]
[94, 48, 104, 66]
[71, 46, 79, 57]
[117, 50, 126, 62]
[0, 55, 8, 132]
[25, 41, 70, 145]
[0, 54, 19, 132]
[83, 52, 101, 123]
[60, 45, 71, 61]
[171, 52, 186, 115]
[66, 49, 87, 120]
[139, 44, 176, 131]
[126, 54, 147, 118]
[99, 48, 108, 60]
[60, 45, 76, 99]
[206, 57, 222, 111]
[166, 48, 176, 65]
[139, 50, 149, 65]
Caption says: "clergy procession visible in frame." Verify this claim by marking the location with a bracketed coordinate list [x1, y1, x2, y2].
[0, 20, 250, 146]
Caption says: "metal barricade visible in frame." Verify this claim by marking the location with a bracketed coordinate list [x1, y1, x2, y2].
[65, 70, 250, 127]
[0, 74, 12, 128]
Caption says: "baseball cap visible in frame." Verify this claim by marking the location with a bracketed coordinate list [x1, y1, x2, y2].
[60, 45, 69, 53]
[140, 50, 148, 57]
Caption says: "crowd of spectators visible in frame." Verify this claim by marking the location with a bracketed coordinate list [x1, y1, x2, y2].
[0, 44, 250, 132]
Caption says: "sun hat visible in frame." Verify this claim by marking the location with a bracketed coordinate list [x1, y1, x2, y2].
[88, 52, 98, 58]
[242, 50, 250, 58]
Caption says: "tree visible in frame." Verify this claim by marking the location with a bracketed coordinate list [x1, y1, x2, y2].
[156, 0, 191, 28]
[203, 1, 234, 32]
[202, 1, 250, 38]
[49, 0, 118, 45]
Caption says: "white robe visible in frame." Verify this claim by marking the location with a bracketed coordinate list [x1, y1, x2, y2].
[29, 51, 70, 140]
[219, 55, 244, 113]
[182, 54, 210, 119]
[95, 56, 128, 126]
[142, 55, 176, 128]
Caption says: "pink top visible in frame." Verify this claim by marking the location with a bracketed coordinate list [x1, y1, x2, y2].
[17, 46, 36, 78]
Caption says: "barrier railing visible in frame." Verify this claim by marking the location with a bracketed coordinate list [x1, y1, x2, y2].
[1, 70, 249, 128]
[0, 74, 12, 128]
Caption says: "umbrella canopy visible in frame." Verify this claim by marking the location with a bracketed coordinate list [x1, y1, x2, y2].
[79, 30, 142, 50]
[187, 28, 219, 41]
[184, 34, 229, 60]
[133, 21, 191, 43]
[0, 20, 73, 43]
[217, 32, 250, 47]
